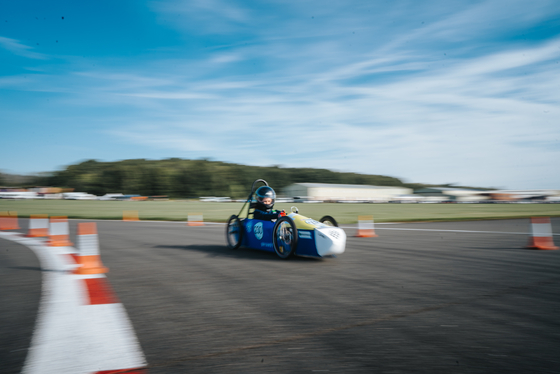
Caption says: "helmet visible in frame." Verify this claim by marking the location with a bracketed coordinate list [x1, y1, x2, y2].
[255, 186, 276, 209]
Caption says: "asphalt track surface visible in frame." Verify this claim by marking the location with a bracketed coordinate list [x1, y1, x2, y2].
[2, 218, 560, 373]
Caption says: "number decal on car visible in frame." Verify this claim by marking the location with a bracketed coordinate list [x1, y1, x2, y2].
[254, 222, 264, 240]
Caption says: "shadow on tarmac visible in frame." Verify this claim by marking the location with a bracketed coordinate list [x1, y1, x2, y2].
[153, 244, 322, 262]
[8, 266, 43, 272]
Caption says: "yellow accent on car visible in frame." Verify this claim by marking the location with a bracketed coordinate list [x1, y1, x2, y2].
[289, 214, 325, 230]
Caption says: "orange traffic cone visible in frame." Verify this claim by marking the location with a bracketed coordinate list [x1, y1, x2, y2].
[48, 216, 73, 246]
[26, 214, 49, 237]
[0, 211, 20, 230]
[355, 215, 377, 237]
[74, 222, 109, 274]
[123, 210, 139, 221]
[187, 212, 204, 226]
[527, 217, 558, 250]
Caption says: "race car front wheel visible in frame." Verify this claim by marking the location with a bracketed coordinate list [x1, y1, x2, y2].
[319, 215, 338, 227]
[226, 215, 243, 249]
[273, 216, 298, 259]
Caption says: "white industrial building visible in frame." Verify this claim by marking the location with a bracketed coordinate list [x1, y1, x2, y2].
[414, 187, 486, 202]
[414, 187, 560, 202]
[282, 183, 412, 202]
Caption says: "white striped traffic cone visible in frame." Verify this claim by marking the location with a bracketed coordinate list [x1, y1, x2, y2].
[355, 215, 377, 237]
[527, 217, 558, 250]
[187, 212, 204, 226]
[123, 210, 139, 221]
[73, 222, 109, 274]
[0, 211, 20, 230]
[26, 214, 49, 237]
[48, 216, 73, 247]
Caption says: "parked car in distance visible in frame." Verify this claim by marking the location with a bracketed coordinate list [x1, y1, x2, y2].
[98, 193, 124, 201]
[62, 192, 97, 200]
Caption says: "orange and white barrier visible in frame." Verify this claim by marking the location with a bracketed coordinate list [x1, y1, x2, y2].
[527, 217, 558, 250]
[0, 211, 20, 230]
[187, 212, 204, 226]
[74, 222, 109, 274]
[0, 220, 147, 373]
[355, 215, 377, 237]
[73, 273, 147, 373]
[27, 214, 49, 237]
[47, 216, 73, 247]
[123, 210, 139, 221]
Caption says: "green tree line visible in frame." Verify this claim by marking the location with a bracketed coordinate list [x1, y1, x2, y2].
[3, 158, 489, 198]
[18, 158, 408, 198]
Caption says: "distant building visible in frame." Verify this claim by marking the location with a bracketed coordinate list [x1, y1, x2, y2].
[282, 183, 412, 202]
[413, 187, 486, 202]
[414, 188, 560, 202]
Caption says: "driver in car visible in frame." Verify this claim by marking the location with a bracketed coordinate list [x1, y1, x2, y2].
[253, 186, 285, 221]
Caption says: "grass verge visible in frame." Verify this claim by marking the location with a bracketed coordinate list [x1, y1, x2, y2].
[1, 200, 559, 224]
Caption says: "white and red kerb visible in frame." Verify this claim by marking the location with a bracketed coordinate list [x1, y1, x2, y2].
[78, 273, 148, 373]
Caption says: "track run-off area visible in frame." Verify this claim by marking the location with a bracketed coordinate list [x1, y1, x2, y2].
[2, 218, 560, 373]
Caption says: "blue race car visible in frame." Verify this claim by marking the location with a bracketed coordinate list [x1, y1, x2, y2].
[226, 179, 346, 259]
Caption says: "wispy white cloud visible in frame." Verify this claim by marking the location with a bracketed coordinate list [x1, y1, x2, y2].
[108, 125, 217, 152]
[118, 92, 216, 100]
[101, 30, 560, 187]
[210, 53, 244, 64]
[151, 0, 253, 33]
[417, 0, 559, 42]
[0, 36, 47, 60]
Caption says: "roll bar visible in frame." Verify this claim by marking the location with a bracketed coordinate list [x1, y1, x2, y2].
[237, 179, 269, 218]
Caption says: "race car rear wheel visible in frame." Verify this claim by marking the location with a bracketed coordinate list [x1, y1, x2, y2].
[273, 216, 298, 259]
[226, 215, 243, 249]
[319, 215, 338, 227]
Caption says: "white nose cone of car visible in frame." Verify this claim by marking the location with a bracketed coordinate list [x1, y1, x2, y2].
[315, 226, 346, 256]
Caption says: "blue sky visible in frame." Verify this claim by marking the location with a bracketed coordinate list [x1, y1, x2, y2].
[1, 0, 559, 189]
